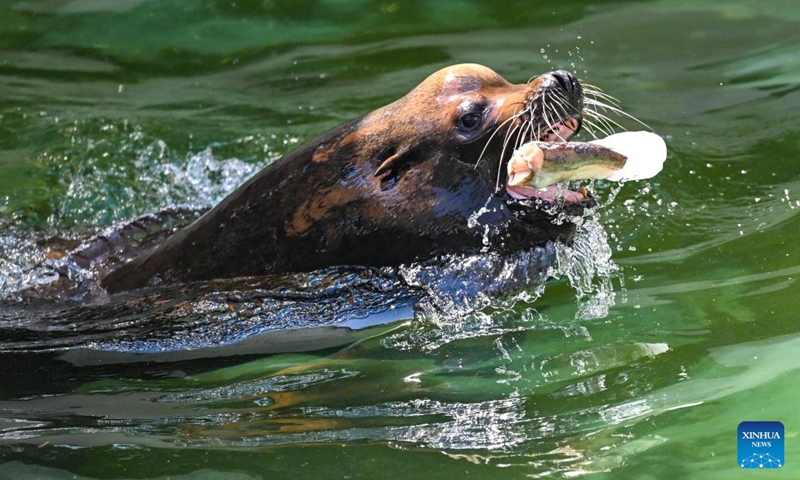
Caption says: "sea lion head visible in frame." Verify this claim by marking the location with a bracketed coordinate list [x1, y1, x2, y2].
[364, 64, 587, 203]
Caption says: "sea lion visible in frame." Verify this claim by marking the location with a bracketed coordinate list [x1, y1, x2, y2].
[101, 64, 590, 293]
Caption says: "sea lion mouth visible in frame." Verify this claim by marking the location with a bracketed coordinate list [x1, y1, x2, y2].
[505, 116, 592, 205]
[500, 69, 591, 205]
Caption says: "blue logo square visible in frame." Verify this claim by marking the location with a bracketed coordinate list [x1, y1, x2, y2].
[738, 421, 784, 469]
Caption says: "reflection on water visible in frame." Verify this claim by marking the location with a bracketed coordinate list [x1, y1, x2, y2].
[2, 0, 800, 478]
[4, 300, 797, 476]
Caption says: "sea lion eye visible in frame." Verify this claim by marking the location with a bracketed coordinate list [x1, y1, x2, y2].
[458, 112, 483, 132]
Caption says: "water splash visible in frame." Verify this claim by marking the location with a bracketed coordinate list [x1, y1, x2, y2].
[0, 223, 51, 296]
[133, 144, 263, 210]
[0, 123, 277, 300]
[553, 218, 619, 320]
[43, 122, 273, 227]
[386, 218, 619, 351]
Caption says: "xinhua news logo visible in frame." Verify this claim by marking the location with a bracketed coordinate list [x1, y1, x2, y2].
[738, 421, 784, 469]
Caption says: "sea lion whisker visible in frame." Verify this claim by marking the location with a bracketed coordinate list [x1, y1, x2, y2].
[540, 101, 571, 142]
[538, 95, 555, 137]
[544, 91, 577, 139]
[579, 121, 599, 140]
[510, 107, 529, 141]
[532, 121, 543, 143]
[580, 115, 603, 135]
[584, 93, 622, 112]
[583, 97, 624, 113]
[583, 110, 618, 137]
[583, 93, 634, 123]
[583, 107, 627, 133]
[550, 114, 574, 142]
[516, 119, 534, 150]
[583, 97, 624, 114]
[549, 94, 577, 129]
[582, 84, 622, 105]
[514, 118, 528, 151]
[518, 107, 534, 142]
[583, 96, 652, 131]
[582, 104, 608, 123]
[584, 94, 621, 111]
[551, 89, 572, 106]
[546, 91, 569, 113]
[583, 89, 621, 107]
[514, 112, 533, 148]
[497, 123, 522, 190]
[586, 100, 619, 125]
[474, 110, 523, 170]
[542, 110, 558, 140]
[582, 118, 611, 138]
[499, 115, 517, 150]
[600, 104, 652, 131]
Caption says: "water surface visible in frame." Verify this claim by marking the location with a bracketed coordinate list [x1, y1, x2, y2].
[1, 0, 799, 478]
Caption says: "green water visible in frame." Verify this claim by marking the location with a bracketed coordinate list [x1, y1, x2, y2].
[1, 0, 800, 478]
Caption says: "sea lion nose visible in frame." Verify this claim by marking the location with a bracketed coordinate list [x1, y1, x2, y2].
[550, 70, 582, 99]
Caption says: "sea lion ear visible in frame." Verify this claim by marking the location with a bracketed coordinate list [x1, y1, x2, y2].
[374, 150, 404, 191]
[374, 152, 401, 178]
[374, 147, 416, 191]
